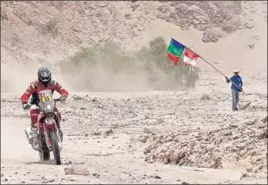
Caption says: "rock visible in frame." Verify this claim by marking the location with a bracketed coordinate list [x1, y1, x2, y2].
[224, 131, 232, 136]
[240, 172, 248, 180]
[64, 166, 89, 176]
[92, 130, 101, 136]
[229, 124, 238, 128]
[232, 135, 239, 140]
[91, 98, 98, 102]
[163, 157, 170, 164]
[154, 175, 161, 179]
[124, 14, 131, 19]
[202, 28, 224, 43]
[252, 35, 260, 40]
[200, 93, 211, 100]
[139, 136, 148, 143]
[248, 44, 254, 49]
[257, 123, 266, 129]
[244, 21, 254, 29]
[47, 179, 55, 183]
[104, 129, 113, 136]
[72, 95, 83, 100]
[144, 147, 151, 154]
[152, 135, 158, 141]
[144, 127, 152, 134]
[236, 144, 246, 150]
[97, 104, 104, 109]
[261, 116, 267, 123]
[257, 130, 267, 139]
[92, 172, 100, 178]
[244, 119, 257, 125]
[246, 166, 253, 172]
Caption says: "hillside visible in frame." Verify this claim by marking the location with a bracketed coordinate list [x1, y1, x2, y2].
[1, 1, 267, 93]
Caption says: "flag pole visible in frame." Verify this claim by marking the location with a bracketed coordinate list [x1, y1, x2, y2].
[170, 38, 244, 93]
[198, 56, 226, 77]
[187, 47, 244, 93]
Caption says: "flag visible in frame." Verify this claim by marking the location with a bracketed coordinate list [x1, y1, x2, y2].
[167, 38, 186, 65]
[183, 48, 199, 67]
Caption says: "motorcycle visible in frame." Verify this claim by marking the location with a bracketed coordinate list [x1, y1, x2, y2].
[24, 90, 64, 165]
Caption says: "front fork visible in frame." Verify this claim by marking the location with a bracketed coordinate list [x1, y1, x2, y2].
[38, 115, 63, 151]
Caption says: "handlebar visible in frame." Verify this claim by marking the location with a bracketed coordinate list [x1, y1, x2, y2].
[23, 97, 65, 110]
[54, 98, 61, 102]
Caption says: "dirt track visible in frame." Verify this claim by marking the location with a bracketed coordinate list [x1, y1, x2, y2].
[1, 89, 267, 184]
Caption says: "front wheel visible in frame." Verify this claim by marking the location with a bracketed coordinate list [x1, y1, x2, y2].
[38, 133, 50, 162]
[39, 150, 50, 161]
[50, 131, 61, 165]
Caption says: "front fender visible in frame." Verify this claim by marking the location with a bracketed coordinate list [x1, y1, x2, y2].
[43, 116, 57, 148]
[44, 116, 57, 131]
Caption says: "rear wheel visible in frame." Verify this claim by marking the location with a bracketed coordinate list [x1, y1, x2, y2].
[50, 131, 61, 165]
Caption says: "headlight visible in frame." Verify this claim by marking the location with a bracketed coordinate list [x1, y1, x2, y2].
[47, 104, 52, 110]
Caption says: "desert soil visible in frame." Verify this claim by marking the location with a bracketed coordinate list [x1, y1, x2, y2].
[1, 1, 267, 184]
[1, 86, 267, 184]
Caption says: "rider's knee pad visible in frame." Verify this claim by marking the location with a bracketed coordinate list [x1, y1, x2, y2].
[30, 105, 40, 124]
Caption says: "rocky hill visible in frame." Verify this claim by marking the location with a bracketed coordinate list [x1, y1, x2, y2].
[1, 1, 266, 65]
[1, 1, 267, 93]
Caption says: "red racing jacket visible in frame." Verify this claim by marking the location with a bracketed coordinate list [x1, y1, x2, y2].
[21, 80, 69, 104]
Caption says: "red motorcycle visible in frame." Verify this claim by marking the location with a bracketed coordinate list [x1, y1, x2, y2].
[25, 90, 64, 165]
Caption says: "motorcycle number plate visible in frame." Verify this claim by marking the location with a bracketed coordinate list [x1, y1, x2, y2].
[39, 90, 53, 103]
[41, 95, 52, 103]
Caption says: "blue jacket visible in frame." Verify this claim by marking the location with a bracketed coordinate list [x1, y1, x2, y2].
[229, 75, 243, 91]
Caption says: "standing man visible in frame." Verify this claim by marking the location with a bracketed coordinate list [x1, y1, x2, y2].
[225, 69, 243, 111]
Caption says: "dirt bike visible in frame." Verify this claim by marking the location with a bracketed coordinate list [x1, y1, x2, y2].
[25, 90, 64, 165]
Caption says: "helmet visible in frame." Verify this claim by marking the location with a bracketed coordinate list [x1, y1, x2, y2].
[37, 67, 51, 85]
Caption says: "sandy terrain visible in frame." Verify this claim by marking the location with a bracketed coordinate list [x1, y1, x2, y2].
[1, 1, 267, 184]
[1, 88, 267, 184]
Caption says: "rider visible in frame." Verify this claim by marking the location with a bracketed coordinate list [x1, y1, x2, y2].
[20, 67, 69, 143]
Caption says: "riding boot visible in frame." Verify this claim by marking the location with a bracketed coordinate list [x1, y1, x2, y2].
[25, 125, 38, 144]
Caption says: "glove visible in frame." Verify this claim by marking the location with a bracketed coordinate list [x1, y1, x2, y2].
[225, 76, 230, 83]
[22, 103, 30, 110]
[59, 95, 67, 102]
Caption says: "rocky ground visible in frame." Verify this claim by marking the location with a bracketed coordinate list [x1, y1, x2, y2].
[1, 87, 267, 184]
[1, 1, 267, 184]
